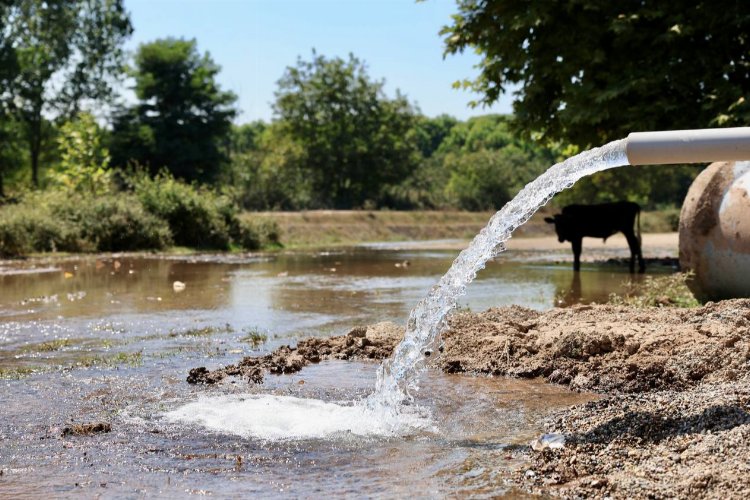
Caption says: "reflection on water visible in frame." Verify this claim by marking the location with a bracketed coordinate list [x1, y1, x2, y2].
[0, 242, 675, 496]
[0, 246, 677, 325]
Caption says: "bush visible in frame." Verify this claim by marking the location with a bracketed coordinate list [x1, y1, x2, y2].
[0, 192, 171, 256]
[0, 197, 78, 255]
[235, 217, 280, 250]
[0, 172, 277, 257]
[134, 173, 234, 249]
[73, 195, 172, 251]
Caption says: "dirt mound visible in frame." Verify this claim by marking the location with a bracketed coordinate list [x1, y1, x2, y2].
[440, 300, 750, 393]
[187, 322, 402, 385]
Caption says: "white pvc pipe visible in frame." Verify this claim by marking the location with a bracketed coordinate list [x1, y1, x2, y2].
[626, 127, 750, 165]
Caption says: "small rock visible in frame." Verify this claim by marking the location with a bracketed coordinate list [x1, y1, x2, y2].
[590, 477, 608, 488]
[173, 281, 186, 292]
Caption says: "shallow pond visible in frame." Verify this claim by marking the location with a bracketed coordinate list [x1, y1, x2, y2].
[0, 242, 676, 497]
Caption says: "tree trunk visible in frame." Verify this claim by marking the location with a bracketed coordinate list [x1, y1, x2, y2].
[29, 115, 41, 188]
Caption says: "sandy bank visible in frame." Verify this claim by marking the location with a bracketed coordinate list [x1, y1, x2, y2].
[190, 299, 750, 498]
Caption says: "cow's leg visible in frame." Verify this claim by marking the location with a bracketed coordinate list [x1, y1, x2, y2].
[571, 237, 582, 272]
[624, 230, 645, 273]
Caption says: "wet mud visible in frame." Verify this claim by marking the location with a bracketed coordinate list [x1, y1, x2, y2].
[188, 322, 402, 385]
[194, 299, 750, 498]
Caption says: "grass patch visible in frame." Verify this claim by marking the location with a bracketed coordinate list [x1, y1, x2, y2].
[608, 272, 699, 308]
[74, 351, 143, 368]
[168, 324, 234, 338]
[240, 327, 268, 347]
[20, 338, 75, 353]
[0, 366, 40, 380]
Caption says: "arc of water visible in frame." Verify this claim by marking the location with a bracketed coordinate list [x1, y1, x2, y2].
[367, 139, 630, 412]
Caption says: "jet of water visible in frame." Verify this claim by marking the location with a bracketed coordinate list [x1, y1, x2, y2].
[367, 139, 630, 412]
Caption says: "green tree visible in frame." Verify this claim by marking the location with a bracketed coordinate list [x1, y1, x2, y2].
[232, 124, 312, 210]
[2, 0, 132, 186]
[229, 121, 267, 155]
[52, 112, 111, 194]
[110, 38, 237, 183]
[412, 114, 458, 158]
[273, 51, 420, 208]
[443, 1, 750, 148]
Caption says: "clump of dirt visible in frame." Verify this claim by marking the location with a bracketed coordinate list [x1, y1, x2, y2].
[61, 422, 111, 436]
[187, 322, 402, 385]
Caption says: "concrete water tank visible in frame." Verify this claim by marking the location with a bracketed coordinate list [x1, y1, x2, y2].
[679, 160, 750, 301]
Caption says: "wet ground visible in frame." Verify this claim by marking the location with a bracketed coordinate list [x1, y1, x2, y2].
[0, 240, 676, 497]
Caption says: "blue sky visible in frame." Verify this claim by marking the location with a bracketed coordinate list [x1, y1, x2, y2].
[124, 0, 515, 123]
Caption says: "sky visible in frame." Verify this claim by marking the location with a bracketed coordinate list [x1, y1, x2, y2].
[124, 0, 515, 124]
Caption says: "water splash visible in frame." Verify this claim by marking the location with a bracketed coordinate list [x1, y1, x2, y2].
[164, 394, 433, 440]
[368, 139, 630, 411]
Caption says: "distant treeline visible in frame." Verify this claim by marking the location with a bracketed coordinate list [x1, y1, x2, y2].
[0, 1, 701, 215]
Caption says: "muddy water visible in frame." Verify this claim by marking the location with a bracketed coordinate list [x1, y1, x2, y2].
[0, 244, 674, 497]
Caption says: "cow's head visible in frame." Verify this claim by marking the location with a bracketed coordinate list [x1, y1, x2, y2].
[544, 214, 571, 243]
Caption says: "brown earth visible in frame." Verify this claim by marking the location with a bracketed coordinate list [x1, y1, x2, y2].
[190, 299, 750, 498]
[247, 208, 678, 249]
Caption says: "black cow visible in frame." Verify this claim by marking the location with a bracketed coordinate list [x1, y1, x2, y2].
[544, 201, 645, 273]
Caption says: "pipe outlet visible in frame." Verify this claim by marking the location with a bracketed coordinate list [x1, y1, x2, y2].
[626, 127, 750, 165]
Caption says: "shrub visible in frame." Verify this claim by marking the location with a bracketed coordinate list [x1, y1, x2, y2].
[234, 217, 280, 250]
[0, 197, 79, 255]
[0, 192, 171, 256]
[134, 173, 233, 249]
[73, 195, 172, 251]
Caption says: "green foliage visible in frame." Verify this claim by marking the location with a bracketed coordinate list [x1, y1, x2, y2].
[443, 1, 750, 148]
[555, 164, 702, 209]
[227, 123, 313, 210]
[0, 118, 28, 197]
[110, 38, 237, 183]
[65, 194, 172, 252]
[273, 51, 420, 208]
[2, 0, 132, 185]
[444, 146, 549, 211]
[608, 272, 699, 308]
[132, 171, 272, 250]
[133, 172, 234, 249]
[236, 217, 280, 250]
[0, 191, 170, 256]
[52, 112, 112, 194]
[230, 122, 267, 155]
[412, 114, 459, 158]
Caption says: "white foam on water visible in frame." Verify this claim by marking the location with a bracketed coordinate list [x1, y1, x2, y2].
[163, 394, 433, 441]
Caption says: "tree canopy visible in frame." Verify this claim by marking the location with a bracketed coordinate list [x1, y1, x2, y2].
[110, 38, 237, 182]
[273, 52, 420, 208]
[443, 0, 750, 148]
[1, 0, 132, 185]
